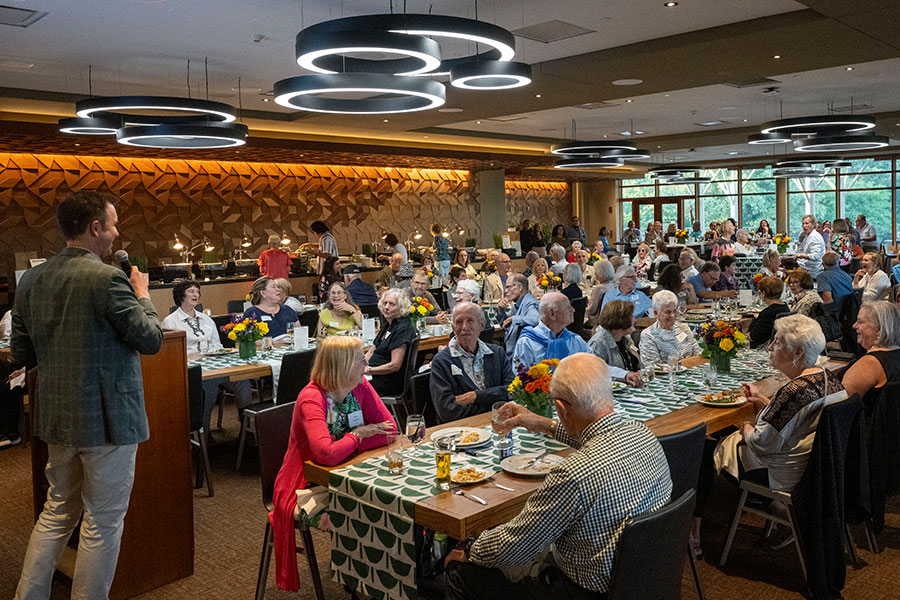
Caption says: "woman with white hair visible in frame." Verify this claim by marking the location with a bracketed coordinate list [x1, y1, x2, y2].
[601, 265, 652, 317]
[527, 258, 549, 297]
[586, 259, 617, 327]
[639, 290, 700, 366]
[853, 252, 891, 303]
[841, 301, 900, 415]
[364, 288, 415, 396]
[733, 229, 753, 255]
[561, 263, 583, 303]
[760, 248, 782, 278]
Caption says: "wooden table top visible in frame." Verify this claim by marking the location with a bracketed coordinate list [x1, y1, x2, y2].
[304, 354, 847, 539]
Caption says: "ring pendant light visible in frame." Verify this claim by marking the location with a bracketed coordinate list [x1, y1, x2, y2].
[76, 95, 236, 123]
[551, 141, 638, 155]
[116, 122, 248, 149]
[598, 148, 652, 160]
[760, 115, 875, 135]
[449, 61, 531, 90]
[552, 157, 625, 169]
[273, 73, 446, 114]
[748, 132, 792, 145]
[794, 134, 889, 152]
[295, 30, 442, 76]
[58, 115, 123, 135]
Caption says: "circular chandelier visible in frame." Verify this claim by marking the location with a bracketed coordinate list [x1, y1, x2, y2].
[59, 95, 247, 149]
[552, 157, 625, 170]
[274, 13, 529, 115]
[550, 141, 638, 155]
[748, 113, 888, 152]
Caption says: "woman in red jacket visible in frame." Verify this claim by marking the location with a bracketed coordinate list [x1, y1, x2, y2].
[269, 336, 396, 591]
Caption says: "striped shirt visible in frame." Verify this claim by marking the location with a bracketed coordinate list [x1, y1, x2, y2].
[469, 412, 672, 593]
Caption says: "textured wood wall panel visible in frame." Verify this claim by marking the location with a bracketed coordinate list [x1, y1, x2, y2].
[505, 181, 571, 230]
[0, 152, 567, 283]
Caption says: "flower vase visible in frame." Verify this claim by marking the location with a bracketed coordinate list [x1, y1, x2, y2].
[413, 317, 426, 335]
[238, 339, 257, 360]
[710, 353, 731, 374]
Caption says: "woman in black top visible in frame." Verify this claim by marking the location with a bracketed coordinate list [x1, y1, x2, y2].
[364, 288, 415, 397]
[518, 219, 536, 254]
[561, 263, 583, 303]
[841, 301, 900, 416]
[748, 276, 791, 348]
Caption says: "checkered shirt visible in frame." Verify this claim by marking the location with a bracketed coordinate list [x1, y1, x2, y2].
[469, 412, 672, 593]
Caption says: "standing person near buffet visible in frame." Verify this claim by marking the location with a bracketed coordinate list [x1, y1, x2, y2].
[379, 233, 408, 264]
[257, 234, 292, 280]
[12, 191, 163, 600]
[445, 353, 670, 600]
[796, 214, 825, 278]
[431, 223, 451, 284]
[307, 220, 338, 275]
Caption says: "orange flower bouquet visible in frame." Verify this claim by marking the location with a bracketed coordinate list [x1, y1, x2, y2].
[507, 358, 560, 417]
[698, 320, 746, 373]
[537, 274, 562, 292]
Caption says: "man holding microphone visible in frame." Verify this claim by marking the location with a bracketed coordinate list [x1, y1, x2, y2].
[12, 191, 163, 599]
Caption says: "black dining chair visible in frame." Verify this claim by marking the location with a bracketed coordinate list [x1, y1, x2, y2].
[187, 365, 213, 497]
[410, 371, 438, 427]
[227, 299, 246, 315]
[606, 489, 696, 600]
[657, 423, 707, 600]
[359, 304, 381, 319]
[211, 314, 236, 348]
[566, 296, 588, 337]
[253, 401, 326, 600]
[380, 337, 420, 426]
[298, 308, 319, 338]
[236, 348, 316, 471]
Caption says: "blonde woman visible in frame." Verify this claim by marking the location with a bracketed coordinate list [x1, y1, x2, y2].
[633, 242, 652, 277]
[760, 248, 782, 278]
[528, 258, 549, 296]
[317, 282, 363, 337]
[243, 276, 299, 337]
[853, 252, 891, 303]
[270, 336, 395, 591]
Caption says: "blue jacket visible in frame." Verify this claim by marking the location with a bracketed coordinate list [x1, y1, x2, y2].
[499, 293, 540, 355]
[429, 342, 515, 423]
[347, 277, 379, 306]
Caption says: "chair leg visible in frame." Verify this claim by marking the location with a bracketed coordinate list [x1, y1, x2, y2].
[191, 432, 203, 490]
[786, 505, 807, 582]
[687, 548, 705, 600]
[865, 518, 881, 553]
[235, 414, 249, 471]
[719, 488, 748, 567]
[255, 521, 274, 600]
[845, 524, 863, 569]
[299, 526, 326, 600]
[216, 389, 225, 430]
[199, 429, 214, 497]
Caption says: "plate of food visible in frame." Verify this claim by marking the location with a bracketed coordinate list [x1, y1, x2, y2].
[451, 466, 490, 485]
[697, 389, 747, 407]
[501, 453, 565, 477]
[653, 363, 683, 374]
[434, 427, 491, 449]
[204, 348, 236, 356]
[612, 381, 625, 391]
[687, 307, 713, 314]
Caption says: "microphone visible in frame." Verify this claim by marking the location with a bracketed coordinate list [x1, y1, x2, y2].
[114, 249, 132, 274]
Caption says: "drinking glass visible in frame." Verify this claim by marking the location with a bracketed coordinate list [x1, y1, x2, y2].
[286, 322, 295, 341]
[640, 365, 655, 384]
[703, 363, 718, 391]
[434, 436, 453, 490]
[386, 432, 404, 475]
[262, 337, 274, 352]
[491, 401, 510, 441]
[667, 355, 679, 390]
[405, 414, 426, 456]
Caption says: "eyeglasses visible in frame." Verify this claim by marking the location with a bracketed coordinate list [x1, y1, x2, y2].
[621, 275, 637, 280]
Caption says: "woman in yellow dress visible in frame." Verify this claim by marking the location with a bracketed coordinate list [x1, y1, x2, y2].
[317, 282, 363, 337]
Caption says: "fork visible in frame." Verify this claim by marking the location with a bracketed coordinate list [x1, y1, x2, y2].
[485, 478, 515, 492]
[521, 449, 553, 469]
[452, 489, 487, 505]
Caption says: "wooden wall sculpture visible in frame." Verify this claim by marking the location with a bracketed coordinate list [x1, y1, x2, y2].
[0, 153, 569, 284]
[505, 181, 572, 230]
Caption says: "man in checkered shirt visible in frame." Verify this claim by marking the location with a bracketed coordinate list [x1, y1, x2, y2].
[445, 353, 672, 600]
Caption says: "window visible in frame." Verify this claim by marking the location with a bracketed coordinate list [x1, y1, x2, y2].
[788, 176, 836, 236]
[741, 194, 776, 231]
[840, 158, 892, 245]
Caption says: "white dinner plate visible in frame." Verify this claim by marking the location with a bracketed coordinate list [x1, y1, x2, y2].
[450, 466, 490, 485]
[696, 393, 748, 408]
[501, 453, 565, 477]
[433, 427, 491, 449]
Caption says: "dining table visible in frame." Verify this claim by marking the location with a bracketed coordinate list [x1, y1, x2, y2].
[303, 350, 847, 600]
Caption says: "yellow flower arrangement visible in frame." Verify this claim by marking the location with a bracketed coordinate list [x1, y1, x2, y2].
[221, 315, 268, 343]
[698, 319, 746, 372]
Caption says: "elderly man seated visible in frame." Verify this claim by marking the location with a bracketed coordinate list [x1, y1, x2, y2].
[600, 265, 652, 317]
[429, 303, 515, 423]
[496, 273, 540, 354]
[687, 261, 738, 302]
[483, 253, 513, 303]
[549, 244, 567, 276]
[445, 353, 672, 600]
[377, 252, 406, 289]
[342, 264, 378, 306]
[408, 268, 449, 324]
[512, 292, 590, 371]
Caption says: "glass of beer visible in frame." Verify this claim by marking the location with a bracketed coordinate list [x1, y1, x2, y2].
[434, 436, 452, 490]
[386, 432, 404, 475]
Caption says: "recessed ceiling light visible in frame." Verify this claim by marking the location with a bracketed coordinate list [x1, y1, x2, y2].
[726, 151, 739, 155]
[635, 130, 645, 135]
[535, 94, 542, 98]
[719, 106, 737, 110]
[383, 119, 389, 122]
[619, 131, 631, 136]
[845, 66, 854, 71]
[612, 79, 643, 86]
[476, 120, 482, 124]
[664, 2, 678, 6]
[262, 98, 270, 102]
[625, 99, 633, 103]
[438, 107, 463, 113]
[743, 119, 749, 122]
[663, 94, 670, 97]
[423, 135, 429, 138]
[773, 55, 781, 59]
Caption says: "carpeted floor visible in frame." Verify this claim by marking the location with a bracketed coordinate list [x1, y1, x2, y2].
[1, 401, 899, 600]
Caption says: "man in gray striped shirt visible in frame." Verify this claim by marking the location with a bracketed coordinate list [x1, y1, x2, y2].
[310, 220, 339, 275]
[446, 353, 671, 599]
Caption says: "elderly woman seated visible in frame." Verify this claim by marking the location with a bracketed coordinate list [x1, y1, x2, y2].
[586, 259, 617, 327]
[639, 290, 700, 366]
[853, 252, 892, 303]
[587, 300, 643, 386]
[429, 303, 515, 423]
[365, 288, 416, 397]
[601, 265, 652, 317]
[269, 336, 395, 591]
[560, 263, 583, 303]
[747, 276, 790, 348]
[841, 301, 900, 416]
[787, 270, 822, 317]
[161, 280, 252, 433]
[527, 258, 549, 297]
[692, 315, 847, 553]
[316, 282, 363, 337]
[712, 255, 740, 292]
[243, 276, 299, 337]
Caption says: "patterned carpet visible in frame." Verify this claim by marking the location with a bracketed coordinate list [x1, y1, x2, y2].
[1, 400, 898, 600]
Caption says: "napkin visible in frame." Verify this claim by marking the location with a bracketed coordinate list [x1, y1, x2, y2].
[10, 370, 25, 389]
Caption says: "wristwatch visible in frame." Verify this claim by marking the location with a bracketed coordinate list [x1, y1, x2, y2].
[549, 418, 560, 437]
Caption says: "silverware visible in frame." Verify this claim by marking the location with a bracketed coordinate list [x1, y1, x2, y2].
[453, 489, 487, 505]
[486, 479, 515, 492]
[521, 449, 553, 469]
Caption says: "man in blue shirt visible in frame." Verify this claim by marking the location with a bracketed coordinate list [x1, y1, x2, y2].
[600, 266, 652, 317]
[513, 292, 590, 371]
[497, 274, 540, 355]
[565, 216, 586, 247]
[686, 262, 738, 302]
[816, 251, 854, 307]
[342, 265, 378, 306]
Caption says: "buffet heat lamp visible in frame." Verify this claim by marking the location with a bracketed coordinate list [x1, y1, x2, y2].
[749, 114, 888, 152]
[274, 13, 531, 115]
[59, 95, 248, 149]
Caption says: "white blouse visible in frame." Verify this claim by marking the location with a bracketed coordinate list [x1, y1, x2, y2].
[638, 321, 701, 367]
[855, 270, 891, 303]
[161, 307, 223, 354]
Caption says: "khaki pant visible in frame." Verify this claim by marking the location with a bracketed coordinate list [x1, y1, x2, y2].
[15, 443, 138, 600]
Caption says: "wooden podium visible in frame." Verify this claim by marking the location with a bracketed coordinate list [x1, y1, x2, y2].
[30, 329, 194, 599]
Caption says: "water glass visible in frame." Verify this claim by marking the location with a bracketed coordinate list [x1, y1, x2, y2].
[405, 414, 426, 455]
[386, 432, 404, 475]
[703, 363, 718, 391]
[262, 337, 274, 352]
[491, 401, 510, 439]
[640, 365, 655, 384]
